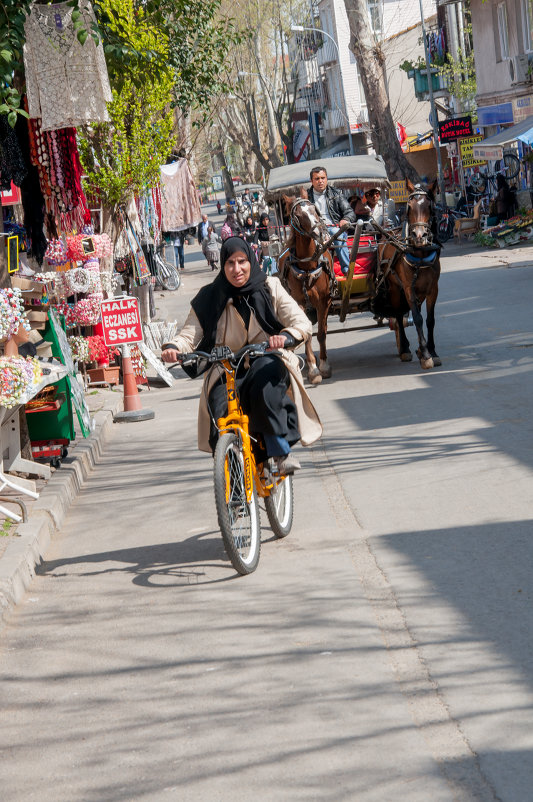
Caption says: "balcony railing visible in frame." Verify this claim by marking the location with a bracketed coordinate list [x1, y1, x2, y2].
[316, 39, 338, 67]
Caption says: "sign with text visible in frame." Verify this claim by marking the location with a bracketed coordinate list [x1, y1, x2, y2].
[513, 95, 533, 122]
[459, 136, 486, 168]
[389, 180, 409, 203]
[1, 182, 21, 206]
[438, 116, 474, 143]
[101, 297, 143, 346]
[472, 144, 504, 161]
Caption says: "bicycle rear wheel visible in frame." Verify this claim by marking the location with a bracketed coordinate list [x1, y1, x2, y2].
[495, 152, 520, 180]
[265, 474, 293, 538]
[214, 432, 261, 574]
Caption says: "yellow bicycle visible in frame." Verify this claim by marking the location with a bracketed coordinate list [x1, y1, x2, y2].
[178, 342, 294, 574]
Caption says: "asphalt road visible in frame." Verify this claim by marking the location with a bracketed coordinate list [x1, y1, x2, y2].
[1, 210, 532, 801]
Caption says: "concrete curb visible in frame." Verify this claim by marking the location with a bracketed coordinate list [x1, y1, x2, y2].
[0, 396, 121, 625]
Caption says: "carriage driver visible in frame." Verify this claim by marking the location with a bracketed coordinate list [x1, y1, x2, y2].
[307, 166, 356, 275]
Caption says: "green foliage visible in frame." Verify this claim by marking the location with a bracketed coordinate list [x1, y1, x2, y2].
[399, 57, 427, 73]
[435, 25, 477, 117]
[473, 230, 497, 247]
[0, 0, 239, 126]
[78, 1, 175, 205]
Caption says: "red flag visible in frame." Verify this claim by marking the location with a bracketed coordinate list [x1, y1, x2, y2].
[396, 122, 407, 145]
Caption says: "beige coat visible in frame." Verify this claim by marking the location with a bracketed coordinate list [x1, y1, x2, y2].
[165, 277, 323, 453]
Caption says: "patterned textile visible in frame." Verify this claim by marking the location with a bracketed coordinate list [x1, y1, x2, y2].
[0, 115, 27, 190]
[23, 0, 112, 131]
[160, 159, 202, 232]
[28, 117, 88, 230]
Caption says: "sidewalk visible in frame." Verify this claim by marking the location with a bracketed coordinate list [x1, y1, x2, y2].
[0, 228, 212, 627]
[0, 388, 122, 623]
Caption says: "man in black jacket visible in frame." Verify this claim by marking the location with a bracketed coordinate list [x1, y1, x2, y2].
[307, 166, 356, 274]
[197, 214, 216, 245]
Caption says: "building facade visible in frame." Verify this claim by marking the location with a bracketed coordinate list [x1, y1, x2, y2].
[471, 0, 533, 131]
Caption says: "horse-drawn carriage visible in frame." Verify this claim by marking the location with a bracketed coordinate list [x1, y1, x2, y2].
[265, 156, 442, 383]
[231, 183, 270, 226]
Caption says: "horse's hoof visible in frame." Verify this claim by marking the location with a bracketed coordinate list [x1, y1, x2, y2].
[400, 352, 412, 362]
[432, 355, 442, 367]
[308, 371, 323, 385]
[421, 357, 434, 370]
[319, 364, 332, 379]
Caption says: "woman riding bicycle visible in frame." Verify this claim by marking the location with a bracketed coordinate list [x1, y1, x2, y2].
[161, 238, 322, 474]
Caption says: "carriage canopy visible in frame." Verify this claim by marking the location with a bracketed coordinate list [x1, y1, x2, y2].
[266, 155, 389, 200]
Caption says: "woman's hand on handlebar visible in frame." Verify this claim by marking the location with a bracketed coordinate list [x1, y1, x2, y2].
[267, 333, 298, 351]
[161, 348, 181, 364]
[268, 335, 287, 351]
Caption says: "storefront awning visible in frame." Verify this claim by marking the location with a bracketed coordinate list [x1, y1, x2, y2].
[473, 114, 533, 159]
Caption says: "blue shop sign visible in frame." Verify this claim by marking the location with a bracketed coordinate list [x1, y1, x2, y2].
[477, 103, 514, 126]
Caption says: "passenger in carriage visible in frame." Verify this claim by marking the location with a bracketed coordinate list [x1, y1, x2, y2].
[307, 166, 356, 275]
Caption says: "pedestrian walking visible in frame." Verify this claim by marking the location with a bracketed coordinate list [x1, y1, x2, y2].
[173, 230, 186, 271]
[242, 215, 256, 245]
[197, 213, 216, 245]
[221, 213, 242, 241]
[201, 226, 222, 270]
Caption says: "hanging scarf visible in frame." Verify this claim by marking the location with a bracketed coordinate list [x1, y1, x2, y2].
[191, 237, 283, 354]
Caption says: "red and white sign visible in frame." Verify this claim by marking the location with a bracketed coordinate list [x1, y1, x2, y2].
[1, 182, 21, 206]
[100, 297, 143, 346]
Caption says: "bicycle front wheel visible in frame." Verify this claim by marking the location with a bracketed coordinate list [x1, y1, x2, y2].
[265, 474, 293, 538]
[470, 174, 487, 194]
[214, 432, 261, 575]
[158, 261, 181, 291]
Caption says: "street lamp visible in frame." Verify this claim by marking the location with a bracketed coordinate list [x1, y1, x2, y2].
[291, 24, 355, 156]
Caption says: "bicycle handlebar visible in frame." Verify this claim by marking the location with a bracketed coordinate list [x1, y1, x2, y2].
[172, 335, 298, 368]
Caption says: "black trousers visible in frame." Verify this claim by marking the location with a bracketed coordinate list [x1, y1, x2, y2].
[207, 354, 300, 456]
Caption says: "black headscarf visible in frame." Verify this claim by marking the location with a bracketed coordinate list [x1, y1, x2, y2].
[191, 237, 283, 353]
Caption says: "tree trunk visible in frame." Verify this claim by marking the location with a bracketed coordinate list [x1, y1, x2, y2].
[213, 144, 235, 199]
[343, 0, 419, 182]
[252, 33, 282, 168]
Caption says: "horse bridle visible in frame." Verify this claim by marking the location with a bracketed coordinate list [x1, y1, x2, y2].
[406, 187, 435, 247]
[289, 199, 329, 263]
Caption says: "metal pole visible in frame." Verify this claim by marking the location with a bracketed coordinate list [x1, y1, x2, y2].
[418, 0, 446, 203]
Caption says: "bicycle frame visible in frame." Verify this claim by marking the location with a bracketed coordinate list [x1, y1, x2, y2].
[216, 358, 276, 503]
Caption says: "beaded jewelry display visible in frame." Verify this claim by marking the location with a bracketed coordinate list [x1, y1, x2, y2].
[0, 288, 31, 340]
[44, 238, 68, 267]
[0, 357, 43, 408]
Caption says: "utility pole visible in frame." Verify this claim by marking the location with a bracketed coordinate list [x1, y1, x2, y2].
[418, 0, 446, 203]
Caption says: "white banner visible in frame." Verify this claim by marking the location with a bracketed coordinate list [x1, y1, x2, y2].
[472, 144, 504, 161]
[293, 125, 311, 163]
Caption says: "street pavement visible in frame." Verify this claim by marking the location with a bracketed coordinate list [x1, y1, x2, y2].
[1, 208, 532, 801]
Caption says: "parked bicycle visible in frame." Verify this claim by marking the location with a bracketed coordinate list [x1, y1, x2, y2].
[469, 151, 520, 196]
[435, 203, 468, 242]
[154, 249, 181, 291]
[175, 341, 295, 575]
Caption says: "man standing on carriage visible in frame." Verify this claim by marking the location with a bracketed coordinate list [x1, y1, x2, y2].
[307, 166, 356, 275]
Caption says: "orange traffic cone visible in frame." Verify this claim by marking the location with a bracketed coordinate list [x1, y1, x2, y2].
[114, 344, 155, 423]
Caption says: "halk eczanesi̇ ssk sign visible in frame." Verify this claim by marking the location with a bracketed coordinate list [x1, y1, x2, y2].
[100, 297, 143, 346]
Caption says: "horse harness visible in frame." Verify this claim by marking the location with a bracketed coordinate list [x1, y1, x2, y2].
[376, 186, 440, 289]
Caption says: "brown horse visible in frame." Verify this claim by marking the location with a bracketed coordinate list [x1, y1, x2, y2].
[376, 179, 441, 369]
[278, 192, 335, 384]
